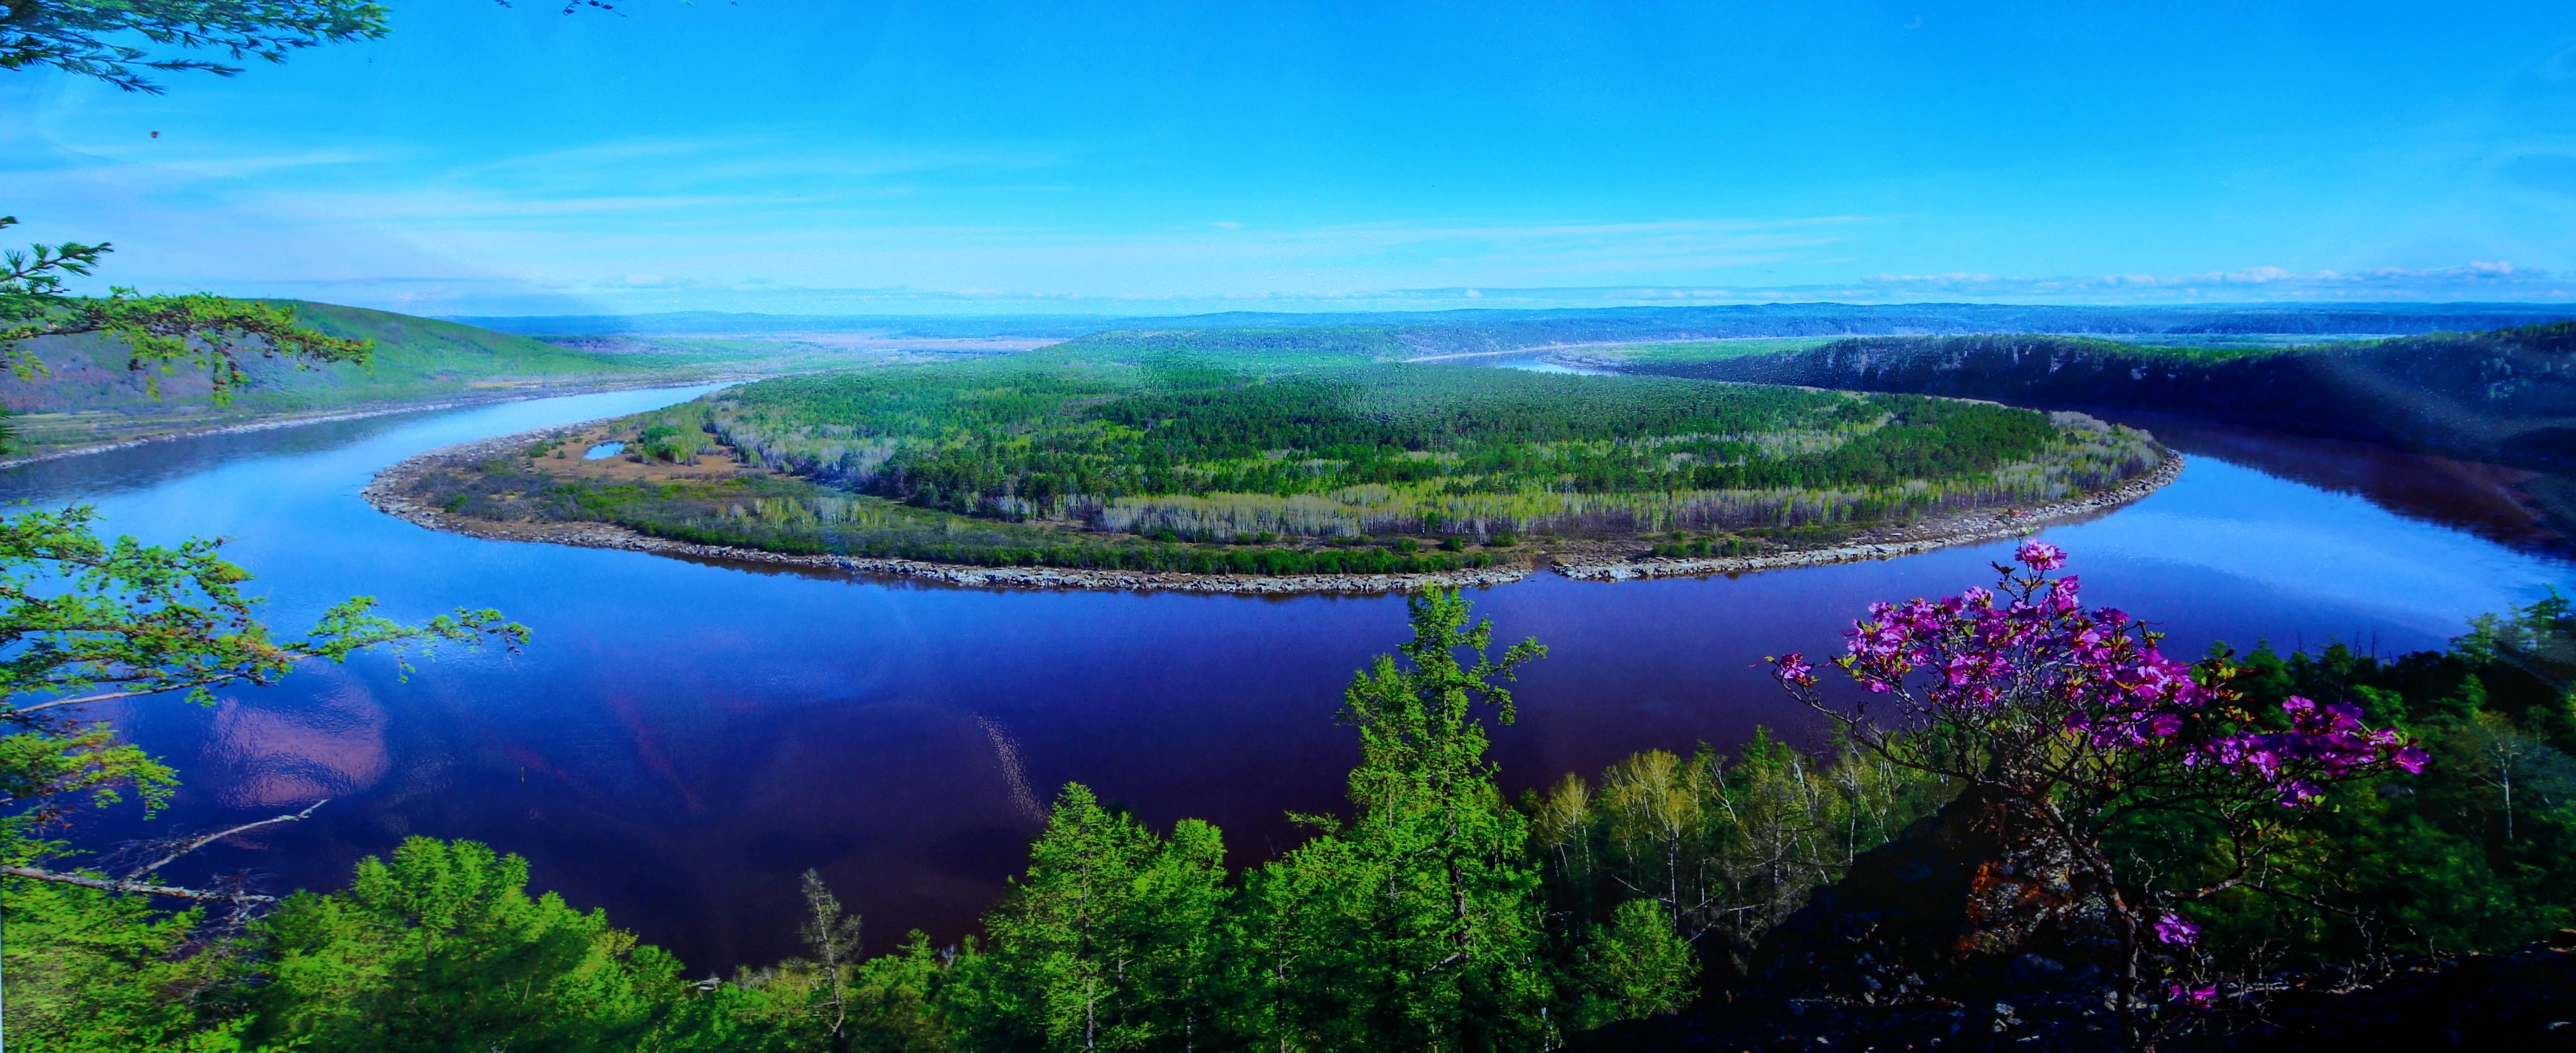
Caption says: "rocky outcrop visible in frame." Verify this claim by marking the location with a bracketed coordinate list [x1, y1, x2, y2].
[2192, 939, 2576, 1050]
[1580, 943, 2576, 1051]
[1748, 785, 2123, 1002]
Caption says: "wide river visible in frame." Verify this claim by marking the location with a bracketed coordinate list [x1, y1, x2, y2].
[7, 383, 2572, 972]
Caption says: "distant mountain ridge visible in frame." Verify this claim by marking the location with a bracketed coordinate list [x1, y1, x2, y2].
[448, 302, 2576, 359]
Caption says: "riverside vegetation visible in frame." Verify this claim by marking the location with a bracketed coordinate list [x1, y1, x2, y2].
[393, 355, 2164, 576]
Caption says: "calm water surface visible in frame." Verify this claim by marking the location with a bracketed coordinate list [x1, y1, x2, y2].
[7, 385, 2570, 972]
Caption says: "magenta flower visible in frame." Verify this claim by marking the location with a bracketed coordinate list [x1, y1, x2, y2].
[1773, 543, 2430, 1027]
[1770, 652, 1816, 686]
[2154, 913, 2201, 947]
[2165, 982, 2218, 1008]
[2016, 539, 2067, 571]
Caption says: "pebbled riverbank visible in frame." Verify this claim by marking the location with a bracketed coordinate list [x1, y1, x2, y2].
[366, 421, 2182, 595]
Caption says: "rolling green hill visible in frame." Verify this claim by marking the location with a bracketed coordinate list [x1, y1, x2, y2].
[0, 302, 758, 457]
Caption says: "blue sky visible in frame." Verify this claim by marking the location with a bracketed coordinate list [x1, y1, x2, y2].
[7, 1, 2576, 315]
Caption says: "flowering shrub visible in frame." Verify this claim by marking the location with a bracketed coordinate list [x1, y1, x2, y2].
[1772, 540, 2422, 807]
[1769, 539, 2425, 1043]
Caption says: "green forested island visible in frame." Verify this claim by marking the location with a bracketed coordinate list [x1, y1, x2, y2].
[388, 353, 2163, 578]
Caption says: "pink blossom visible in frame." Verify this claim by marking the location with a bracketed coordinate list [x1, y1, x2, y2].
[1791, 549, 2425, 817]
[2154, 913, 2201, 947]
[2016, 539, 2067, 570]
[1771, 652, 1816, 685]
[2165, 982, 2218, 1008]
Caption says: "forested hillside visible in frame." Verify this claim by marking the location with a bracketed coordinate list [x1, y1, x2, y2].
[1630, 322, 2576, 467]
[0, 302, 744, 456]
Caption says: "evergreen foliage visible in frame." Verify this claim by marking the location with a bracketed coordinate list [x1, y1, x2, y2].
[1243, 589, 1559, 1049]
[244, 838, 709, 1052]
[958, 784, 1229, 1050]
[0, 877, 242, 1052]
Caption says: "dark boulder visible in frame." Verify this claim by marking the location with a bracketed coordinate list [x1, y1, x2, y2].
[1747, 783, 2123, 1001]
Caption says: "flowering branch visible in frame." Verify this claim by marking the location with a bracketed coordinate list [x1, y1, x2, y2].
[1767, 540, 2426, 1049]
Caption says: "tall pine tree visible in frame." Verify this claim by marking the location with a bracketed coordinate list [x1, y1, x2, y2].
[963, 784, 1229, 1051]
[1244, 589, 1555, 1051]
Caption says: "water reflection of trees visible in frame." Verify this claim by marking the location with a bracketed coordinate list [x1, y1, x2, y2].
[2102, 411, 2576, 558]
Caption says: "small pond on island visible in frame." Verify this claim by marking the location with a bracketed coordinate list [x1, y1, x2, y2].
[5, 382, 2570, 972]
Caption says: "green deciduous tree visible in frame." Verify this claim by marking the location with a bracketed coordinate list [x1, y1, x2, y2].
[6, 0, 383, 421]
[1528, 731, 1951, 989]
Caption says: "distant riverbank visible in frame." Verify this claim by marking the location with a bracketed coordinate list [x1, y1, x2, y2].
[0, 373, 774, 471]
[366, 420, 2182, 594]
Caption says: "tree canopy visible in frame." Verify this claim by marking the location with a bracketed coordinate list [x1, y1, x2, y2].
[0, 0, 387, 92]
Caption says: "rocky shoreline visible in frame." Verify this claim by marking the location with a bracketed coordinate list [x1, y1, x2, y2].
[365, 420, 2183, 595]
